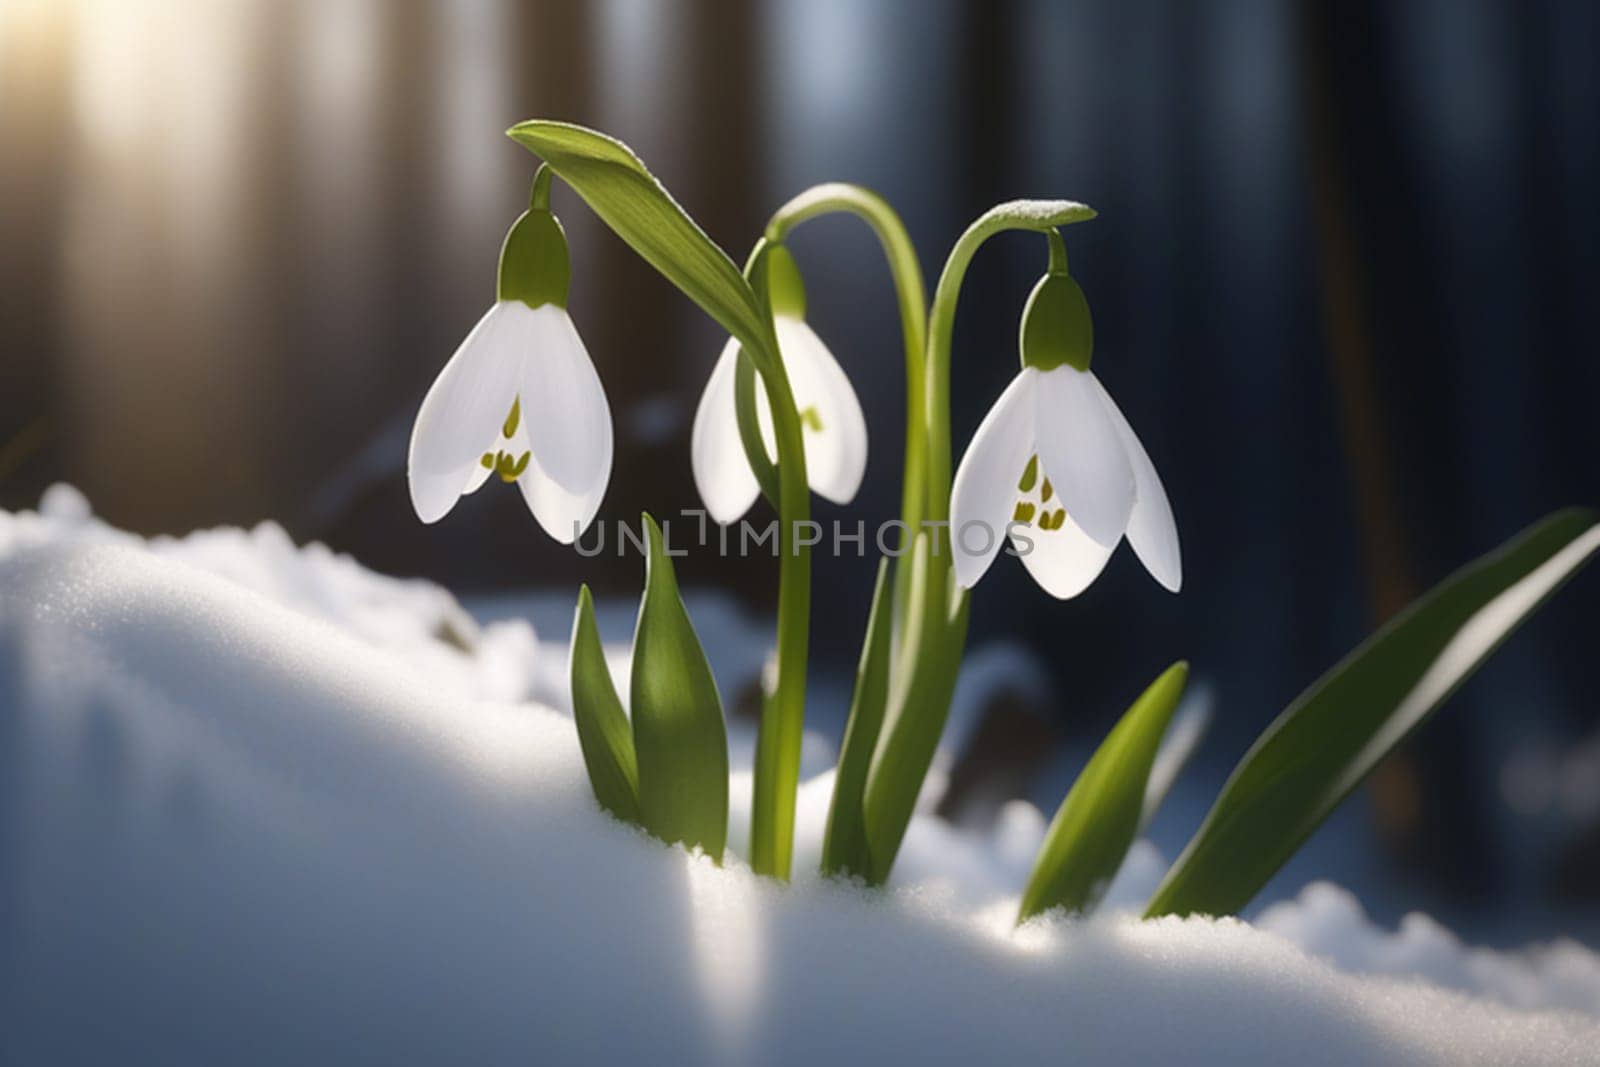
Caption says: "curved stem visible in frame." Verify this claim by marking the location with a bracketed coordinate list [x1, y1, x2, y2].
[733, 349, 781, 506]
[739, 179, 933, 877]
[856, 201, 1095, 881]
[732, 245, 782, 509]
[1047, 228, 1069, 274]
[529, 163, 554, 212]
[766, 185, 930, 561]
[756, 187, 935, 880]
[925, 203, 1093, 533]
[735, 243, 812, 882]
[748, 335, 811, 881]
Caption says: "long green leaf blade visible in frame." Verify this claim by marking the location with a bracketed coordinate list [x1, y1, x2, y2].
[506, 121, 768, 351]
[630, 514, 729, 860]
[568, 584, 641, 825]
[861, 533, 971, 884]
[1139, 693, 1211, 835]
[1147, 508, 1600, 919]
[821, 559, 895, 879]
[1018, 662, 1189, 923]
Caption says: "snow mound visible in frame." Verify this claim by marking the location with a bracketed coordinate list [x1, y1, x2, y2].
[3, 498, 1600, 1064]
[0, 484, 547, 703]
[1259, 883, 1600, 1019]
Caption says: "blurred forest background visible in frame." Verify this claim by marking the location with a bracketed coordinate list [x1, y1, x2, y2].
[1, 0, 1597, 943]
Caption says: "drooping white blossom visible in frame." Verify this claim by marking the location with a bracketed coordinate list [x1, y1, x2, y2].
[691, 317, 867, 524]
[949, 364, 1179, 599]
[408, 300, 612, 543]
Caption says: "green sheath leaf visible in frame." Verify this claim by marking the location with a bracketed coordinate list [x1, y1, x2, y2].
[568, 585, 640, 824]
[1147, 508, 1600, 919]
[506, 121, 768, 353]
[821, 559, 895, 879]
[630, 513, 729, 860]
[1018, 662, 1188, 923]
[860, 533, 971, 885]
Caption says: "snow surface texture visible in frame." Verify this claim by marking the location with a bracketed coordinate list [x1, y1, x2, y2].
[3, 488, 1599, 1065]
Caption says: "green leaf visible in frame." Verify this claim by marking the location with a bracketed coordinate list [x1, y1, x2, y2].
[1139, 695, 1211, 835]
[821, 559, 895, 879]
[506, 121, 769, 352]
[630, 513, 729, 860]
[568, 584, 641, 825]
[1018, 662, 1189, 923]
[1147, 508, 1600, 919]
[860, 533, 971, 884]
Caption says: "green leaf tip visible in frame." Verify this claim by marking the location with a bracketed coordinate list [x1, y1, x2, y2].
[1017, 661, 1189, 923]
[569, 584, 641, 825]
[506, 120, 768, 353]
[1147, 508, 1600, 920]
[630, 512, 730, 860]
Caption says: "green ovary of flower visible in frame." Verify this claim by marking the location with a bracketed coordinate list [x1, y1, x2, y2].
[1019, 272, 1093, 373]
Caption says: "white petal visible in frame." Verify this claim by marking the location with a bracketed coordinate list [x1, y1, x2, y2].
[507, 420, 609, 543]
[1012, 499, 1114, 600]
[514, 460, 606, 544]
[690, 338, 763, 524]
[949, 369, 1038, 589]
[518, 305, 613, 495]
[775, 317, 868, 505]
[1090, 376, 1181, 592]
[1032, 366, 1135, 548]
[462, 458, 494, 496]
[407, 302, 527, 524]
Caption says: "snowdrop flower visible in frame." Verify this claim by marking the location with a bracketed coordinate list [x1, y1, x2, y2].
[408, 177, 612, 543]
[691, 245, 867, 523]
[949, 256, 1180, 599]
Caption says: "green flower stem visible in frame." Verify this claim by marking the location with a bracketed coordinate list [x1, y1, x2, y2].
[765, 184, 931, 586]
[926, 203, 1094, 534]
[732, 244, 784, 508]
[529, 162, 554, 212]
[858, 201, 1097, 881]
[1046, 227, 1069, 274]
[749, 344, 812, 880]
[742, 248, 813, 882]
[760, 186, 935, 879]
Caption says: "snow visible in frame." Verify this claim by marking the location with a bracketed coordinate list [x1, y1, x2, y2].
[1258, 883, 1600, 1019]
[3, 488, 1600, 1065]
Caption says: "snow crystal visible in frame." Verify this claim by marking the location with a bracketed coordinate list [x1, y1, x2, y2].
[3, 491, 1599, 1065]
